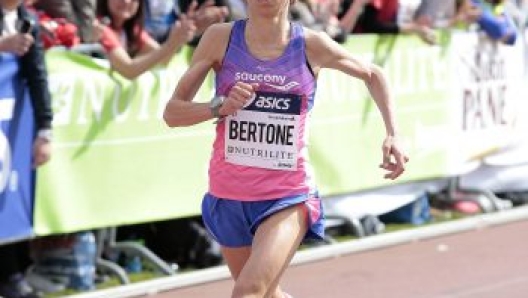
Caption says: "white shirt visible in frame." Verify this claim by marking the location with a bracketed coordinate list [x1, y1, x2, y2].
[2, 8, 18, 36]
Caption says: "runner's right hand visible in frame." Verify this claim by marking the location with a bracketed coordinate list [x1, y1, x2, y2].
[220, 82, 259, 116]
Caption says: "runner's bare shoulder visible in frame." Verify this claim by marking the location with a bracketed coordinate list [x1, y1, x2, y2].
[302, 27, 335, 74]
[193, 22, 235, 67]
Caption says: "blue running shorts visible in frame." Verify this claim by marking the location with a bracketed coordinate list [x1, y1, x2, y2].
[201, 192, 325, 247]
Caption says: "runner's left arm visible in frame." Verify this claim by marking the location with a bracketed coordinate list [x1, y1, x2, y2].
[305, 29, 408, 180]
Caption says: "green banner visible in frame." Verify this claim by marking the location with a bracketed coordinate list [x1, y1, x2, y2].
[35, 33, 526, 235]
[36, 48, 216, 235]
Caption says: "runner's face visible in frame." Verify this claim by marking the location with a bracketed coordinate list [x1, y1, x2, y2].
[108, 0, 140, 23]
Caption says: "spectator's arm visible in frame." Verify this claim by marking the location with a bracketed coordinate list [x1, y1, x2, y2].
[290, 1, 318, 28]
[476, 10, 517, 44]
[360, 5, 400, 34]
[359, 2, 435, 44]
[96, 16, 195, 80]
[359, 4, 434, 43]
[450, 0, 481, 26]
[105, 46, 174, 80]
[398, 22, 423, 34]
[19, 11, 53, 131]
[398, 22, 437, 45]
[135, 31, 174, 66]
[339, 0, 366, 33]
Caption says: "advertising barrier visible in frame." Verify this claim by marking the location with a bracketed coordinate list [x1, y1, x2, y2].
[33, 32, 527, 236]
[0, 54, 36, 242]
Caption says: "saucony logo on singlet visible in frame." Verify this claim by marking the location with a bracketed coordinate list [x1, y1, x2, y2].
[235, 72, 299, 91]
[235, 72, 287, 84]
[263, 81, 300, 92]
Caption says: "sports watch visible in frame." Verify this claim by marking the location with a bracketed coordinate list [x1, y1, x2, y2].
[210, 96, 226, 118]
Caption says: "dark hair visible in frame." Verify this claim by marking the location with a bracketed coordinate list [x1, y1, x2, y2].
[96, 0, 145, 56]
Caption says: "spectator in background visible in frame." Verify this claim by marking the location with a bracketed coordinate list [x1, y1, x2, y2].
[414, 0, 485, 29]
[24, 0, 81, 50]
[504, 0, 528, 27]
[225, 0, 246, 19]
[0, 0, 53, 297]
[0, 0, 53, 154]
[179, 0, 229, 46]
[468, 0, 518, 44]
[414, 0, 459, 28]
[338, 0, 368, 33]
[93, 0, 196, 80]
[33, 0, 96, 43]
[144, 0, 229, 44]
[290, 0, 348, 43]
[289, 0, 317, 26]
[340, 0, 437, 44]
[143, 0, 179, 42]
[0, 242, 39, 298]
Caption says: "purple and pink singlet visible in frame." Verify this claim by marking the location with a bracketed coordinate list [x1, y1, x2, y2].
[209, 20, 318, 201]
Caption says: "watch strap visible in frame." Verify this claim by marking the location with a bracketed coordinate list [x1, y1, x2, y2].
[210, 96, 225, 118]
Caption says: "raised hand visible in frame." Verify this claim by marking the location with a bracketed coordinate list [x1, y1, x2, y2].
[190, 0, 229, 35]
[91, 18, 112, 42]
[167, 14, 197, 49]
[417, 26, 437, 45]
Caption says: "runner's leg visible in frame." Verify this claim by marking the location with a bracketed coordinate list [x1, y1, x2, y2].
[221, 246, 251, 279]
[231, 204, 308, 298]
[222, 246, 289, 298]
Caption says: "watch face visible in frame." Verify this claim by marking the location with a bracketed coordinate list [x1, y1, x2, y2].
[211, 96, 225, 108]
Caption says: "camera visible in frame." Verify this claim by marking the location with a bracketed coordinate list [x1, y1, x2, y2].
[16, 18, 34, 34]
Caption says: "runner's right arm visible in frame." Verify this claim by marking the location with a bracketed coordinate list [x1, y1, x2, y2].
[164, 23, 258, 127]
[163, 23, 228, 127]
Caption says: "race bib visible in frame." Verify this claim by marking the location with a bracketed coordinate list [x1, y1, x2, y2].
[225, 91, 302, 171]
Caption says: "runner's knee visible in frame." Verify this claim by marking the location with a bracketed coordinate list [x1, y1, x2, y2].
[231, 279, 267, 298]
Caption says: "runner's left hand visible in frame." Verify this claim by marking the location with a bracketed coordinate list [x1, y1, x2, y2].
[379, 135, 409, 180]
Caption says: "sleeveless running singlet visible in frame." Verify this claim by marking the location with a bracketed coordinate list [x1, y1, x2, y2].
[209, 20, 317, 201]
